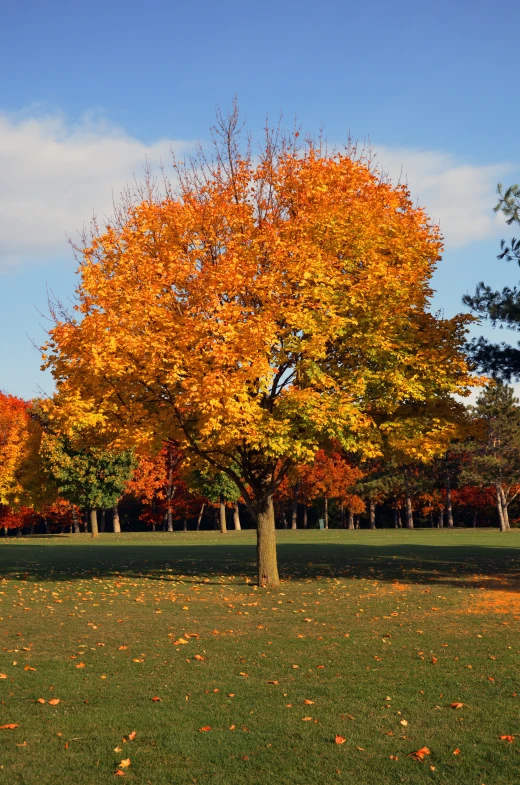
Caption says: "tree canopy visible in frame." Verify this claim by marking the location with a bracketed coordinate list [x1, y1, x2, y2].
[43, 110, 475, 584]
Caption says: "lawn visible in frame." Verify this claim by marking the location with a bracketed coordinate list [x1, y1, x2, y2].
[0, 529, 519, 785]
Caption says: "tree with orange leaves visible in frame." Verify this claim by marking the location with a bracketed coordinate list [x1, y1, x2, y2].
[43, 107, 476, 585]
[0, 392, 31, 505]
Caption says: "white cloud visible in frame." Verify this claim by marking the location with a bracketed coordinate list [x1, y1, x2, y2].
[0, 112, 515, 270]
[0, 112, 191, 270]
[373, 146, 513, 248]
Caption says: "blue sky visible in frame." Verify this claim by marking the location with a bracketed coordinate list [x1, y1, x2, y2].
[1, 0, 519, 398]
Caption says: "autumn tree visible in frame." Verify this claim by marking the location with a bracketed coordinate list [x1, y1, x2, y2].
[189, 470, 241, 532]
[0, 393, 31, 505]
[43, 108, 475, 585]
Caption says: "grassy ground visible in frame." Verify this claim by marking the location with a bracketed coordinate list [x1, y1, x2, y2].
[0, 529, 519, 785]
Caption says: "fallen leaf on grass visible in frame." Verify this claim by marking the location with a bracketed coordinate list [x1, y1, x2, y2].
[453, 748, 461, 755]
[151, 696, 162, 702]
[335, 735, 346, 744]
[23, 666, 36, 671]
[267, 680, 278, 685]
[450, 702, 464, 709]
[400, 719, 408, 727]
[118, 646, 127, 651]
[114, 771, 125, 777]
[302, 717, 313, 721]
[49, 699, 60, 706]
[239, 672, 248, 677]
[173, 638, 188, 645]
[194, 654, 204, 661]
[114, 747, 122, 753]
[119, 759, 130, 768]
[199, 726, 211, 732]
[500, 735, 514, 743]
[0, 673, 7, 679]
[229, 724, 236, 730]
[304, 699, 314, 705]
[37, 698, 46, 704]
[408, 747, 431, 761]
[76, 663, 85, 669]
[431, 656, 438, 665]
[0, 724, 18, 729]
[128, 731, 136, 741]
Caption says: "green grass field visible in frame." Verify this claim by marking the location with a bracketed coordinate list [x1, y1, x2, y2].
[0, 529, 519, 784]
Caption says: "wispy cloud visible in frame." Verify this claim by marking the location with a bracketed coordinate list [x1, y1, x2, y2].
[374, 146, 513, 248]
[0, 112, 191, 270]
[0, 112, 515, 270]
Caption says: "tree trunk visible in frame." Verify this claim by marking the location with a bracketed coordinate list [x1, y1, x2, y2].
[256, 495, 279, 587]
[397, 508, 402, 528]
[183, 517, 187, 532]
[90, 509, 99, 538]
[30, 522, 35, 535]
[233, 502, 241, 531]
[291, 485, 298, 529]
[355, 515, 360, 529]
[44, 519, 50, 534]
[348, 509, 355, 529]
[2, 526, 7, 536]
[196, 503, 205, 531]
[496, 485, 507, 532]
[303, 502, 308, 528]
[219, 494, 227, 533]
[369, 500, 376, 529]
[437, 508, 444, 528]
[72, 509, 80, 534]
[404, 472, 414, 529]
[99, 509, 106, 533]
[324, 496, 329, 529]
[166, 449, 175, 532]
[16, 528, 21, 537]
[429, 510, 434, 528]
[445, 475, 454, 528]
[112, 504, 121, 533]
[498, 485, 510, 531]
[472, 509, 477, 528]
[393, 507, 399, 528]
[282, 511, 288, 529]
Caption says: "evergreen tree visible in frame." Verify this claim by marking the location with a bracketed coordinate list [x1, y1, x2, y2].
[464, 184, 520, 379]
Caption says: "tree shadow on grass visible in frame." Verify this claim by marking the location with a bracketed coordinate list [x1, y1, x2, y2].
[0, 538, 519, 593]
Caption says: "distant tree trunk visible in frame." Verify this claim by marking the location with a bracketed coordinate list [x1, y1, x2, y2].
[219, 494, 227, 533]
[348, 509, 355, 529]
[497, 485, 510, 531]
[112, 504, 121, 533]
[214, 507, 218, 530]
[324, 496, 329, 529]
[183, 517, 187, 532]
[2, 526, 7, 536]
[44, 519, 51, 534]
[99, 509, 106, 533]
[282, 510, 288, 529]
[233, 502, 241, 531]
[30, 522, 35, 535]
[437, 508, 444, 528]
[429, 510, 434, 528]
[256, 495, 279, 587]
[354, 515, 360, 529]
[369, 500, 376, 529]
[60, 525, 66, 534]
[394, 507, 399, 528]
[165, 448, 175, 532]
[397, 508, 402, 528]
[303, 501, 308, 528]
[472, 509, 477, 528]
[196, 503, 205, 531]
[151, 522, 156, 532]
[90, 509, 99, 538]
[445, 475, 454, 528]
[16, 528, 22, 537]
[404, 471, 414, 529]
[291, 485, 298, 529]
[72, 509, 80, 534]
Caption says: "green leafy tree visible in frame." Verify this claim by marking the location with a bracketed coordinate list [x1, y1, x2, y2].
[189, 470, 241, 532]
[460, 382, 520, 531]
[41, 434, 136, 537]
